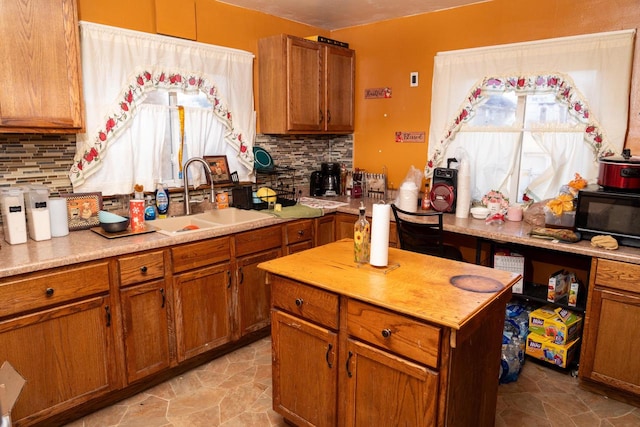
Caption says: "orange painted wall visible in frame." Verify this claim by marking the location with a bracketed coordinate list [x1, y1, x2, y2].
[78, 0, 640, 189]
[332, 0, 640, 188]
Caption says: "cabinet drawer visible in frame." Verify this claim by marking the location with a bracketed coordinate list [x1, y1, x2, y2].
[0, 262, 110, 318]
[171, 236, 231, 273]
[286, 220, 313, 245]
[271, 276, 339, 329]
[235, 225, 282, 257]
[346, 299, 441, 368]
[118, 250, 165, 286]
[595, 258, 640, 294]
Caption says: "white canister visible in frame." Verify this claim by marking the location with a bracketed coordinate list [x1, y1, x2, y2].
[24, 185, 51, 241]
[0, 188, 28, 245]
[398, 182, 419, 212]
[49, 197, 70, 237]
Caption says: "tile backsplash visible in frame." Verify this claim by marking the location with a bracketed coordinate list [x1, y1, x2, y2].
[0, 133, 354, 223]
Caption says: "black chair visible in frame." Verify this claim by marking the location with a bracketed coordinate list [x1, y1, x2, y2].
[391, 204, 464, 261]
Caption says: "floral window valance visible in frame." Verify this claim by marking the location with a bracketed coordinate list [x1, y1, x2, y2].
[71, 21, 255, 195]
[425, 72, 613, 178]
[70, 67, 252, 187]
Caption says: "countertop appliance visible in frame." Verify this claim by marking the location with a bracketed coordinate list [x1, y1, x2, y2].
[598, 149, 640, 191]
[309, 171, 323, 196]
[575, 185, 640, 247]
[321, 162, 340, 196]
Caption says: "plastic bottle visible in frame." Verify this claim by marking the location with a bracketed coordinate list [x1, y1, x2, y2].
[155, 183, 169, 219]
[354, 202, 370, 263]
[144, 195, 157, 220]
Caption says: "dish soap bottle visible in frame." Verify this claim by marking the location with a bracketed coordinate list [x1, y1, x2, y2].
[144, 195, 157, 220]
[155, 183, 169, 219]
[354, 202, 370, 263]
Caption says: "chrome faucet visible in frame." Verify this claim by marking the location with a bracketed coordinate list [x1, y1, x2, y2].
[183, 157, 214, 216]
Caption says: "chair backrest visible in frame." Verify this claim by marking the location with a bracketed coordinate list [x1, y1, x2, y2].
[391, 204, 447, 257]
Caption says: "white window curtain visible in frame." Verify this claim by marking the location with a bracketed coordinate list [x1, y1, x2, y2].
[180, 107, 227, 187]
[427, 29, 635, 178]
[70, 21, 256, 195]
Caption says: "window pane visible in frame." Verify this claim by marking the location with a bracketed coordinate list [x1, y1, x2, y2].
[467, 92, 517, 127]
[523, 93, 579, 127]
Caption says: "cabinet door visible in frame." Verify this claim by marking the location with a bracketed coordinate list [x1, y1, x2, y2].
[325, 46, 354, 132]
[314, 214, 336, 247]
[580, 286, 640, 395]
[174, 263, 233, 362]
[0, 0, 84, 132]
[236, 248, 282, 337]
[0, 296, 115, 425]
[272, 310, 338, 427]
[120, 280, 171, 384]
[344, 339, 439, 427]
[286, 37, 324, 131]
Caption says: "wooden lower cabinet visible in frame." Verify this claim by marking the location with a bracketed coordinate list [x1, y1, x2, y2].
[173, 263, 233, 362]
[272, 310, 338, 426]
[236, 248, 282, 337]
[580, 258, 640, 397]
[120, 280, 171, 383]
[344, 339, 438, 426]
[0, 296, 115, 426]
[315, 214, 336, 247]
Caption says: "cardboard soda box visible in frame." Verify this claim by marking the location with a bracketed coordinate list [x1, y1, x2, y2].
[525, 333, 579, 368]
[528, 305, 583, 345]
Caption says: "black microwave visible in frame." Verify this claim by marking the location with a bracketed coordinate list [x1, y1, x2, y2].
[575, 185, 640, 248]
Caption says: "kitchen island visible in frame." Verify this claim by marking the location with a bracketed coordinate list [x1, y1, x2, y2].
[259, 239, 520, 426]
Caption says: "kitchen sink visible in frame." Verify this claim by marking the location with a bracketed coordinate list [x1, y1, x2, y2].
[148, 216, 224, 235]
[195, 207, 273, 225]
[149, 208, 273, 235]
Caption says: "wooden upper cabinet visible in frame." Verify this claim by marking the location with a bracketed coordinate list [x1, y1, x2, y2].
[0, 0, 84, 133]
[258, 34, 354, 134]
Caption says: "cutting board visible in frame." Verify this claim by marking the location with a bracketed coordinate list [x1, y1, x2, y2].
[91, 225, 156, 239]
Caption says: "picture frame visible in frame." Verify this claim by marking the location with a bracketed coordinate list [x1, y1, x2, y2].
[204, 155, 232, 185]
[61, 192, 103, 231]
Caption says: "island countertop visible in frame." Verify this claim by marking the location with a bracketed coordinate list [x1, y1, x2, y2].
[258, 239, 520, 331]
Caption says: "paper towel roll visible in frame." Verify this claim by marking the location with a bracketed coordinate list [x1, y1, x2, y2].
[49, 198, 69, 237]
[370, 203, 390, 267]
[455, 159, 471, 218]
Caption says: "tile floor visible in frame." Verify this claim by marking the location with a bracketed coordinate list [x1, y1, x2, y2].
[65, 337, 640, 427]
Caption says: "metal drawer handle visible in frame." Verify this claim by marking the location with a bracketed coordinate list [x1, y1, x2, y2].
[140, 266, 148, 273]
[45, 287, 54, 297]
[381, 328, 392, 339]
[298, 230, 305, 236]
[295, 298, 304, 307]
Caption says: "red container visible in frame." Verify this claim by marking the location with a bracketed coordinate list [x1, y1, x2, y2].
[598, 149, 640, 191]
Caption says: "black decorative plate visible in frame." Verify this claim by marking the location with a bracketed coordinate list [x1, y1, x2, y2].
[253, 147, 274, 170]
[450, 274, 504, 293]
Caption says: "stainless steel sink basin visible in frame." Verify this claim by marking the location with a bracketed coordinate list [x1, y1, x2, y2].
[149, 208, 272, 235]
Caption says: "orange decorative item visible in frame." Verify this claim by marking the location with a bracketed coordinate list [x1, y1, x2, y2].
[129, 199, 145, 231]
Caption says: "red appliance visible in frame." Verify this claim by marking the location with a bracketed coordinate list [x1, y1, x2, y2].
[598, 149, 640, 191]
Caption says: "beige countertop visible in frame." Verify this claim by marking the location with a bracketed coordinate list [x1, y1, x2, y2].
[1, 196, 639, 279]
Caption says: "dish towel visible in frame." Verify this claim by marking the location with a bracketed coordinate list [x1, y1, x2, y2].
[268, 204, 323, 219]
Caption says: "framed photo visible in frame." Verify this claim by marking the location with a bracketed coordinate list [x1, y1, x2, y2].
[204, 155, 232, 185]
[61, 192, 103, 231]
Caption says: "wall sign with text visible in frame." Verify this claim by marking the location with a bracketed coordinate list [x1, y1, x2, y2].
[395, 132, 425, 143]
[364, 87, 392, 99]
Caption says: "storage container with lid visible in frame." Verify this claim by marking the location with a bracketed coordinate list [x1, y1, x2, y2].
[24, 184, 51, 241]
[0, 188, 28, 245]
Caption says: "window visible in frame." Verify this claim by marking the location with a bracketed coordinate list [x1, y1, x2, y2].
[71, 22, 256, 196]
[427, 30, 635, 203]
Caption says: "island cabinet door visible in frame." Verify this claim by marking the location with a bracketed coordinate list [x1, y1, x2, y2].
[343, 338, 439, 427]
[272, 310, 338, 427]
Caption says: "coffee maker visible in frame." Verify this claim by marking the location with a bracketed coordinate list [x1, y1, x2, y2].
[321, 162, 341, 196]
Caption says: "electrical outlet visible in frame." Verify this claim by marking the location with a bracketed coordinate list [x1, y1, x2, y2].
[410, 72, 419, 87]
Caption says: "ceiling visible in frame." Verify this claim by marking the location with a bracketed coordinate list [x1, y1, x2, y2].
[217, 0, 490, 30]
